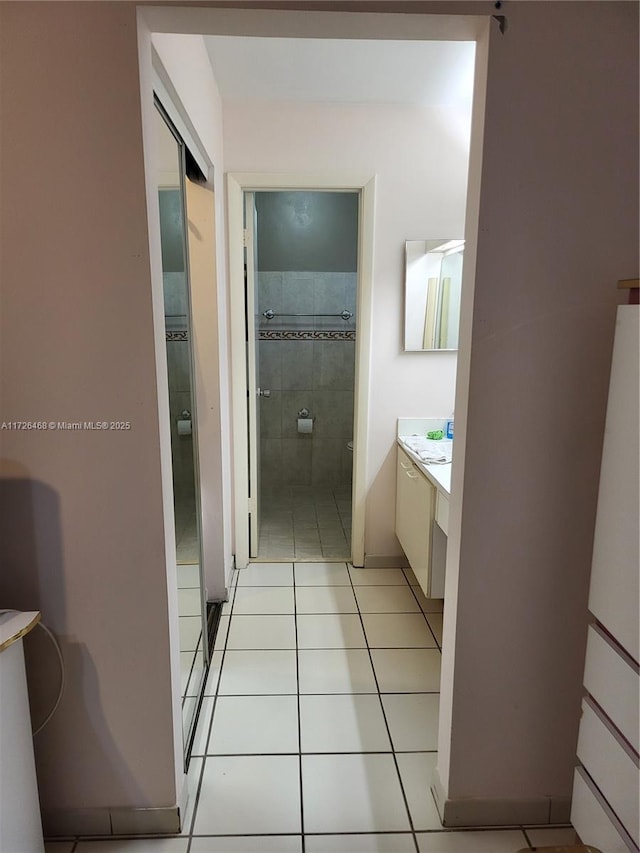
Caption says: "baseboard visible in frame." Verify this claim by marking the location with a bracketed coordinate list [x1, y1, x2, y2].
[43, 805, 180, 837]
[431, 766, 572, 827]
[363, 554, 409, 568]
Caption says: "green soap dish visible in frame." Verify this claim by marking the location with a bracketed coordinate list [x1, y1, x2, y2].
[426, 429, 444, 440]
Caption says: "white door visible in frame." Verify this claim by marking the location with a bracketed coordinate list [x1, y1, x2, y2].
[244, 192, 261, 557]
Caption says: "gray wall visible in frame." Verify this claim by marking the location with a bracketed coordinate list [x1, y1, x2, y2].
[256, 191, 358, 272]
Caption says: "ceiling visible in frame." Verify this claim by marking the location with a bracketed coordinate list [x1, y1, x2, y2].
[204, 36, 476, 107]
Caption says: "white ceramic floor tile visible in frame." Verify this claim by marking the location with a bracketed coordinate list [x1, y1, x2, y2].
[176, 562, 200, 589]
[298, 649, 377, 694]
[218, 650, 297, 695]
[191, 838, 302, 853]
[213, 614, 230, 651]
[182, 695, 198, 742]
[193, 755, 301, 834]
[190, 696, 214, 756]
[184, 655, 206, 699]
[295, 561, 350, 585]
[237, 562, 294, 586]
[204, 651, 223, 695]
[305, 835, 416, 852]
[179, 755, 202, 835]
[297, 614, 366, 648]
[371, 648, 442, 693]
[178, 587, 202, 617]
[179, 615, 203, 651]
[232, 586, 295, 615]
[295, 586, 357, 614]
[208, 694, 299, 753]
[302, 754, 411, 833]
[180, 651, 195, 694]
[221, 587, 235, 615]
[349, 567, 410, 586]
[395, 752, 443, 830]
[300, 694, 391, 752]
[75, 841, 188, 852]
[382, 693, 440, 751]
[354, 586, 421, 613]
[526, 826, 580, 846]
[426, 612, 443, 646]
[362, 613, 437, 648]
[226, 614, 296, 649]
[416, 830, 528, 852]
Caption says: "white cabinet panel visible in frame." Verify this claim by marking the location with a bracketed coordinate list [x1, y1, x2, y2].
[589, 306, 639, 660]
[435, 491, 449, 536]
[396, 446, 435, 596]
[572, 768, 634, 853]
[583, 625, 639, 753]
[576, 699, 639, 847]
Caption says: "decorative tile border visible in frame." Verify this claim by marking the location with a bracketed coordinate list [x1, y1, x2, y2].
[259, 329, 356, 341]
[166, 330, 188, 341]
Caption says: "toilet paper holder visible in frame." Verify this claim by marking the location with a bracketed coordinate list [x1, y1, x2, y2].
[297, 408, 310, 418]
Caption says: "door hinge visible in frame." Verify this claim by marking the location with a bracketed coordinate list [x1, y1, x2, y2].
[242, 228, 248, 248]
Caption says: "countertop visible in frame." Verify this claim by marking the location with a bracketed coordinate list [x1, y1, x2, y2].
[397, 437, 452, 497]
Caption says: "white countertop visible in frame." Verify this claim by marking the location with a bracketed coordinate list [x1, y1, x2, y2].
[0, 611, 41, 653]
[397, 437, 452, 497]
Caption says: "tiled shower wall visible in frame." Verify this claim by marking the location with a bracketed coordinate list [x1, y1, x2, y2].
[258, 271, 357, 487]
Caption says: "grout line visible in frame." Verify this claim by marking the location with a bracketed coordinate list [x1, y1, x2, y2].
[185, 576, 237, 843]
[293, 562, 306, 851]
[192, 749, 438, 757]
[347, 565, 422, 853]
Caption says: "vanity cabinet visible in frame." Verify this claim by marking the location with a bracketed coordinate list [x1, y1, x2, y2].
[396, 446, 446, 597]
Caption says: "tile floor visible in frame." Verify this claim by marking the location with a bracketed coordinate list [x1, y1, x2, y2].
[46, 560, 579, 853]
[175, 498, 199, 564]
[258, 486, 352, 560]
[178, 563, 206, 744]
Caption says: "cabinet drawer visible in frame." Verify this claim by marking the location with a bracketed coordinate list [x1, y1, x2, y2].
[583, 624, 639, 752]
[576, 699, 639, 847]
[435, 491, 449, 535]
[572, 767, 634, 853]
[396, 447, 435, 595]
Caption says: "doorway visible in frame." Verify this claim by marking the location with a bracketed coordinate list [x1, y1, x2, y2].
[247, 190, 359, 561]
[228, 173, 375, 570]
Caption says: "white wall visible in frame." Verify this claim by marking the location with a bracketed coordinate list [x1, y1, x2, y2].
[0, 3, 179, 829]
[438, 0, 639, 819]
[223, 99, 472, 559]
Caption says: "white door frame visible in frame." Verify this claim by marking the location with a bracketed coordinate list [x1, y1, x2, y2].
[228, 172, 376, 569]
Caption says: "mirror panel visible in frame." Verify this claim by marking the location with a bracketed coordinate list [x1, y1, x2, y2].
[155, 104, 208, 765]
[404, 239, 464, 351]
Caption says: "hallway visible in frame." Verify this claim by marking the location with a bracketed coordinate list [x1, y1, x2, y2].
[47, 561, 578, 852]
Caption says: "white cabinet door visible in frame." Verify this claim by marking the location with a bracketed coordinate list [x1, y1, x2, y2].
[589, 305, 639, 659]
[395, 446, 435, 595]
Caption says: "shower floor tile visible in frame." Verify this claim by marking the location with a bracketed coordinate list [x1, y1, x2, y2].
[258, 485, 351, 561]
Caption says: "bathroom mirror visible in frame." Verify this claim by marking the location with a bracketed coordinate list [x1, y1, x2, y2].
[404, 239, 464, 351]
